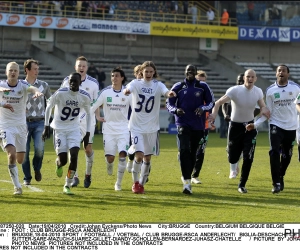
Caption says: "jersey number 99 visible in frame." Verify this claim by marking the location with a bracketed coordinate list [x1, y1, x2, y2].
[61, 107, 80, 121]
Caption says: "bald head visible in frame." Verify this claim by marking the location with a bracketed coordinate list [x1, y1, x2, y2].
[244, 69, 257, 90]
[6, 62, 19, 85]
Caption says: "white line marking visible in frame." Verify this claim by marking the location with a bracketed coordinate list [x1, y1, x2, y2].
[0, 180, 12, 183]
[23, 185, 44, 192]
[0, 179, 44, 192]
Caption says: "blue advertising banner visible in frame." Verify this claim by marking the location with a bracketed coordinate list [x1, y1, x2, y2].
[239, 26, 300, 42]
[239, 26, 279, 41]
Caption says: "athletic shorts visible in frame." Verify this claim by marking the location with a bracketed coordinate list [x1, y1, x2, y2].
[53, 129, 81, 155]
[103, 132, 130, 156]
[130, 131, 160, 156]
[0, 124, 27, 152]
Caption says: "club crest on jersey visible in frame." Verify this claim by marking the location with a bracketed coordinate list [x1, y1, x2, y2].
[85, 87, 89, 91]
[274, 93, 280, 98]
[18, 91, 22, 95]
[289, 92, 293, 95]
[194, 91, 201, 97]
[107, 97, 112, 102]
[122, 98, 125, 101]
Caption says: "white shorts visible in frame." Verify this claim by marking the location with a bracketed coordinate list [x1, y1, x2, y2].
[80, 119, 96, 144]
[103, 132, 130, 156]
[0, 124, 27, 152]
[130, 131, 160, 156]
[53, 129, 81, 155]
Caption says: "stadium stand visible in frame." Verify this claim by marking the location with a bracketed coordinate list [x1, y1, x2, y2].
[272, 63, 300, 83]
[0, 53, 63, 92]
[235, 62, 276, 83]
[236, 1, 300, 27]
[2, 1, 235, 26]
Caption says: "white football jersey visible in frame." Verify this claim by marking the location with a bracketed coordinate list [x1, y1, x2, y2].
[226, 85, 263, 123]
[0, 80, 30, 127]
[91, 85, 132, 134]
[267, 80, 300, 130]
[45, 87, 91, 131]
[126, 79, 169, 133]
[61, 74, 99, 125]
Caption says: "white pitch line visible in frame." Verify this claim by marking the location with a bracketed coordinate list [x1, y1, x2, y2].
[0, 180, 12, 183]
[0, 179, 44, 192]
[23, 185, 44, 192]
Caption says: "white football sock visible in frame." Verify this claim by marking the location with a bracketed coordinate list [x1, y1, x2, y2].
[8, 164, 21, 188]
[85, 151, 94, 175]
[230, 163, 238, 172]
[117, 158, 126, 185]
[139, 161, 151, 186]
[132, 160, 142, 182]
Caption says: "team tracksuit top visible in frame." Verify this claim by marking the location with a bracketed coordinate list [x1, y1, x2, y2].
[166, 78, 215, 130]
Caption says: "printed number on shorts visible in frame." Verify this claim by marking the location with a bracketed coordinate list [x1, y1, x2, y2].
[135, 94, 154, 113]
[56, 139, 61, 148]
[61, 107, 80, 121]
[0, 131, 6, 139]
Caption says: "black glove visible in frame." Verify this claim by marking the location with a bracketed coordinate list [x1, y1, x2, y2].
[195, 107, 204, 116]
[42, 126, 50, 141]
[83, 132, 90, 149]
[176, 108, 185, 116]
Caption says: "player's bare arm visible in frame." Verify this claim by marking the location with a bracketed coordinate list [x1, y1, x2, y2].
[0, 102, 14, 112]
[246, 123, 255, 131]
[96, 116, 106, 122]
[165, 90, 176, 98]
[123, 89, 131, 96]
[28, 86, 43, 98]
[258, 99, 270, 119]
[208, 95, 230, 122]
[0, 87, 11, 92]
[95, 107, 101, 120]
[296, 103, 300, 113]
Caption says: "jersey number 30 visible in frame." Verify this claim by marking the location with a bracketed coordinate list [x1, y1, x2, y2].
[135, 94, 154, 113]
[61, 107, 80, 121]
